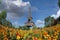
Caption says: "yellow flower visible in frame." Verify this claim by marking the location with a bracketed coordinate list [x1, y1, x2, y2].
[53, 39, 57, 40]
[38, 38, 42, 40]
[16, 35, 20, 40]
[32, 36, 34, 40]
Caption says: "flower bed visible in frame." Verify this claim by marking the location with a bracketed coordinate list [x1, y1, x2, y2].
[0, 25, 60, 40]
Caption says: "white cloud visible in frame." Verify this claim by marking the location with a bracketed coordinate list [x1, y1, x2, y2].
[0, 0, 30, 19]
[12, 0, 30, 7]
[36, 20, 44, 28]
[36, 20, 44, 24]
[0, 0, 39, 20]
[12, 21, 20, 28]
[31, 7, 39, 12]
[51, 10, 60, 19]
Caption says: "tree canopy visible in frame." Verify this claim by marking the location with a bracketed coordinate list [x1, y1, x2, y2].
[58, 0, 60, 8]
[0, 10, 12, 27]
[45, 16, 55, 27]
[0, 10, 7, 20]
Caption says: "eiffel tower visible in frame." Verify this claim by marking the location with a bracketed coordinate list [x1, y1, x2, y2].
[25, 7, 35, 28]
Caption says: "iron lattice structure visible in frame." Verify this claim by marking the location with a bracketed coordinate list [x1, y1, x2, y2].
[25, 7, 35, 28]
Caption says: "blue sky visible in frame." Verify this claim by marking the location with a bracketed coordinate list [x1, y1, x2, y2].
[7, 0, 59, 27]
[23, 0, 58, 19]
[0, 0, 59, 28]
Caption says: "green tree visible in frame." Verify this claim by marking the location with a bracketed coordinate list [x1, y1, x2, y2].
[0, 10, 7, 24]
[2, 19, 12, 27]
[45, 16, 51, 27]
[45, 16, 55, 27]
[57, 16, 60, 24]
[19, 26, 23, 29]
[0, 10, 12, 27]
[0, 10, 7, 20]
[58, 0, 60, 8]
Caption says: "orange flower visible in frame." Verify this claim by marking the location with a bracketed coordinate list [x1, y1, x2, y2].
[4, 37, 8, 40]
[16, 32, 21, 40]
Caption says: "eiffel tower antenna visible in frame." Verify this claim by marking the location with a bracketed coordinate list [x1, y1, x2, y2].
[28, 6, 32, 18]
[28, 6, 32, 22]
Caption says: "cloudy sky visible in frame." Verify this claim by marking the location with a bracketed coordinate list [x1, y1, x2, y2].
[0, 0, 59, 28]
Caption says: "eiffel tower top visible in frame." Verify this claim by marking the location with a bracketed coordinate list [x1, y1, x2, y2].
[28, 6, 32, 21]
[25, 6, 35, 27]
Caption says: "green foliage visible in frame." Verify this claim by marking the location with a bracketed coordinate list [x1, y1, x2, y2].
[6, 30, 11, 39]
[12, 26, 16, 28]
[48, 30, 55, 36]
[23, 26, 30, 30]
[19, 26, 30, 30]
[0, 10, 7, 20]
[6, 30, 16, 40]
[33, 34, 40, 38]
[58, 0, 60, 8]
[58, 32, 60, 39]
[32, 26, 37, 30]
[0, 10, 7, 24]
[45, 16, 55, 27]
[0, 10, 13, 28]
[11, 34, 16, 40]
[2, 19, 12, 27]
[19, 26, 23, 29]
[0, 32, 4, 40]
[10, 33, 16, 40]
[57, 16, 60, 24]
[45, 16, 51, 27]
[19, 26, 37, 30]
